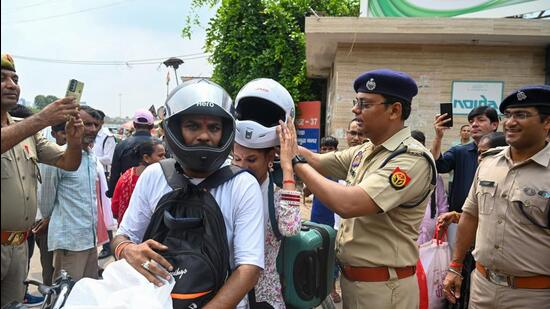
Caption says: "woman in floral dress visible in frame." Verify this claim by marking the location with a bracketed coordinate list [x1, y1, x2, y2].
[232, 120, 302, 309]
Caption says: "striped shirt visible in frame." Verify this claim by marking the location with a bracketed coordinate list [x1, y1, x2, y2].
[39, 150, 98, 251]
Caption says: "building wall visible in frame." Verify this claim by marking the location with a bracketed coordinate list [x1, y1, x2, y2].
[325, 43, 547, 151]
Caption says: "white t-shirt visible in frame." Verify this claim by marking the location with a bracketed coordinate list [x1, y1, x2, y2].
[117, 162, 265, 270]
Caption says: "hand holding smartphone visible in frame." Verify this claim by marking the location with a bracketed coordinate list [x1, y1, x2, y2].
[439, 103, 453, 127]
[66, 79, 84, 106]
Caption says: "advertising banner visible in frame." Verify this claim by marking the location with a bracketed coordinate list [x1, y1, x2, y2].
[367, 0, 543, 17]
[296, 101, 321, 152]
[451, 81, 504, 115]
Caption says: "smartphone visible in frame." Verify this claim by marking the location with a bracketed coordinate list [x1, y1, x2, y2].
[440, 103, 453, 127]
[65, 79, 84, 105]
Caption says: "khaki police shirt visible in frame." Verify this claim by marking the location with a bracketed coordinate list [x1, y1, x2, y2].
[462, 143, 550, 277]
[320, 127, 434, 268]
[1, 115, 65, 231]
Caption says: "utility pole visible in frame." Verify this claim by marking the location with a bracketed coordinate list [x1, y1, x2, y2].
[163, 57, 184, 86]
[118, 93, 122, 118]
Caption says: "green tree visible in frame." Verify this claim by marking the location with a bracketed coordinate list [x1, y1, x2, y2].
[183, 0, 359, 102]
[34, 95, 59, 110]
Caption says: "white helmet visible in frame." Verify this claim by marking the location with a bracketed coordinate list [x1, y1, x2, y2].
[234, 78, 295, 148]
[235, 120, 277, 149]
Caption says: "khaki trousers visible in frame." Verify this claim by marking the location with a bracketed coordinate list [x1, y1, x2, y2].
[340, 269, 419, 309]
[469, 269, 550, 309]
[1, 242, 28, 307]
[35, 231, 54, 286]
[53, 247, 98, 283]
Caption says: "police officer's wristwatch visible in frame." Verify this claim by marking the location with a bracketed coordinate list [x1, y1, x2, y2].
[291, 155, 308, 166]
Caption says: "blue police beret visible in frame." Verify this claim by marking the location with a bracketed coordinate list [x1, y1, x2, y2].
[499, 85, 550, 113]
[353, 69, 418, 104]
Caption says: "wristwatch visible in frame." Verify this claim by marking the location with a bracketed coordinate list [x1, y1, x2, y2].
[291, 155, 308, 166]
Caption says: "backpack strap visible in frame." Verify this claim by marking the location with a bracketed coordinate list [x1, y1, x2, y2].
[159, 158, 189, 190]
[198, 165, 249, 190]
[267, 173, 283, 240]
[379, 146, 437, 209]
[102, 134, 115, 150]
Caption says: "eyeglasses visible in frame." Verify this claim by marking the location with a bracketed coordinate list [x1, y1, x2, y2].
[352, 99, 386, 109]
[347, 130, 364, 137]
[502, 111, 539, 120]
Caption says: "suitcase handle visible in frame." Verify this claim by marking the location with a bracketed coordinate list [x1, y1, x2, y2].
[294, 251, 318, 300]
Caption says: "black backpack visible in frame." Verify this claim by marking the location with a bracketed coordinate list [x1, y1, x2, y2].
[143, 158, 247, 309]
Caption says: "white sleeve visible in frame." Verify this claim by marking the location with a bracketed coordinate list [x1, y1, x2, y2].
[231, 173, 265, 269]
[117, 164, 168, 243]
[99, 136, 116, 166]
[334, 213, 341, 230]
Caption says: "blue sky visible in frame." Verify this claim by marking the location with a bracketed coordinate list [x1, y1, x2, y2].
[1, 0, 216, 118]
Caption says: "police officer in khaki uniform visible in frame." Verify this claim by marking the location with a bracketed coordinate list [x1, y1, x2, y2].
[279, 69, 436, 309]
[1, 53, 83, 306]
[443, 85, 550, 308]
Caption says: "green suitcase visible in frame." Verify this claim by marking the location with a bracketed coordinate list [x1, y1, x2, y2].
[276, 221, 336, 309]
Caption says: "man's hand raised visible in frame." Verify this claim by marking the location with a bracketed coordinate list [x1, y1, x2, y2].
[65, 113, 83, 146]
[433, 113, 452, 139]
[35, 97, 80, 127]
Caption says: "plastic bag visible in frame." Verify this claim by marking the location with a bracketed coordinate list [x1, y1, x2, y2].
[419, 224, 451, 309]
[64, 259, 175, 309]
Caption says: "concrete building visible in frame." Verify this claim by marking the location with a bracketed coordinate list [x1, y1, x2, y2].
[305, 17, 550, 150]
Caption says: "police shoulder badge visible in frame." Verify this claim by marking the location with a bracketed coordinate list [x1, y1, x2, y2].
[389, 167, 411, 190]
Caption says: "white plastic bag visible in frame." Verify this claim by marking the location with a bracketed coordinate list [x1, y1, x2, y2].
[419, 225, 451, 309]
[64, 259, 175, 309]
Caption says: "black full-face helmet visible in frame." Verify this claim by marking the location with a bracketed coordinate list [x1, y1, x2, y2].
[163, 79, 235, 175]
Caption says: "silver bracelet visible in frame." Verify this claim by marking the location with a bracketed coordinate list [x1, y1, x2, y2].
[447, 267, 464, 279]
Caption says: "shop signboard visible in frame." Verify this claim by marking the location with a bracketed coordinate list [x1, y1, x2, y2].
[296, 101, 321, 152]
[451, 81, 504, 115]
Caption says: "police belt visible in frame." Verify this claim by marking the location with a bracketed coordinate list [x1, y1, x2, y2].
[342, 265, 416, 282]
[1, 230, 30, 246]
[476, 262, 550, 289]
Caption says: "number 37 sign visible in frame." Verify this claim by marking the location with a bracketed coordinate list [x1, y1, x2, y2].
[296, 101, 321, 152]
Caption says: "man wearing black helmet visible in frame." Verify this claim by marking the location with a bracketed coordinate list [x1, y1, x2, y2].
[112, 79, 265, 308]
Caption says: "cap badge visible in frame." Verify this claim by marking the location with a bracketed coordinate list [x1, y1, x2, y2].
[517, 91, 527, 101]
[245, 129, 253, 139]
[366, 78, 376, 91]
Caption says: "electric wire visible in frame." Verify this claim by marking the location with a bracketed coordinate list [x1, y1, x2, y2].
[11, 53, 209, 66]
[1, 0, 134, 25]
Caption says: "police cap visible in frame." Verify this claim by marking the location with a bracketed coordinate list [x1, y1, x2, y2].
[353, 69, 418, 104]
[499, 85, 550, 113]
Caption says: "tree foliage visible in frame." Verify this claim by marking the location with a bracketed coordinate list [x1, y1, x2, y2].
[182, 0, 359, 102]
[34, 95, 59, 110]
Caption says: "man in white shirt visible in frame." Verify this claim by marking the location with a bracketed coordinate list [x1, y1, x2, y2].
[92, 110, 116, 176]
[112, 79, 264, 309]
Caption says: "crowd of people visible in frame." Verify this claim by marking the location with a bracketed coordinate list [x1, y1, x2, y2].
[2, 50, 549, 309]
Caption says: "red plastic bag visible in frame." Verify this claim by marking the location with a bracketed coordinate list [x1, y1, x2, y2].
[417, 259, 428, 309]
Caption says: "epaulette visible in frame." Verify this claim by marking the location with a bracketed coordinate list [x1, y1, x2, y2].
[404, 143, 425, 156]
[480, 146, 507, 159]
